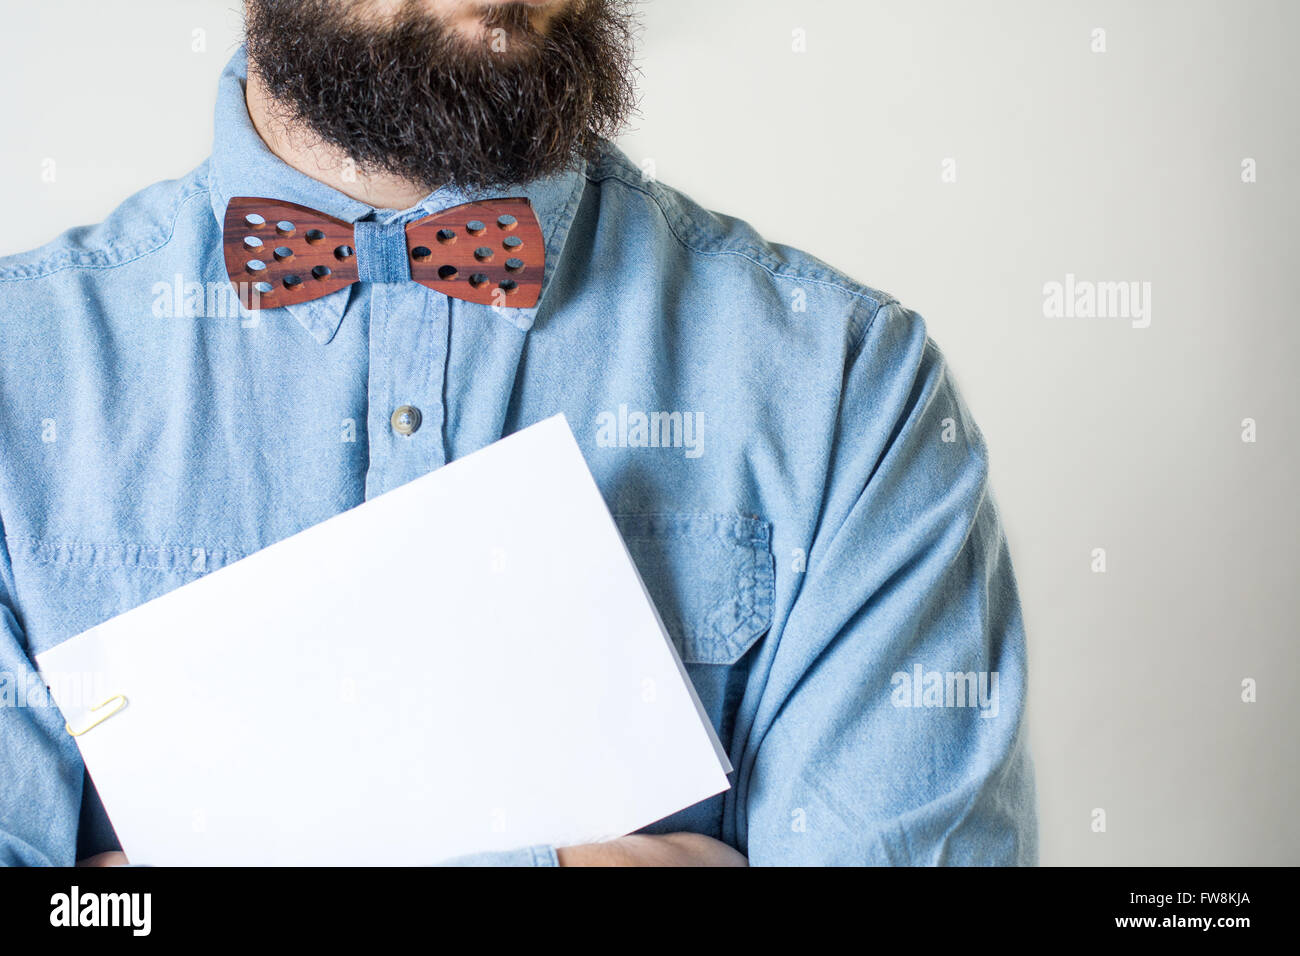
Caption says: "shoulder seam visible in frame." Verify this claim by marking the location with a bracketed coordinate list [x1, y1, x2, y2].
[583, 163, 895, 317]
[848, 296, 891, 356]
[0, 186, 211, 283]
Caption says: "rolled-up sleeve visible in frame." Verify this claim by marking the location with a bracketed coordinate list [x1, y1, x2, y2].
[739, 300, 1037, 865]
[434, 845, 559, 866]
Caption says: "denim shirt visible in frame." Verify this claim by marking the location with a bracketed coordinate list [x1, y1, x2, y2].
[0, 48, 1036, 866]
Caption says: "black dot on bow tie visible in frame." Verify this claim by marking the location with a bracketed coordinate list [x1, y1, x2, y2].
[469, 273, 489, 288]
[473, 247, 494, 262]
[334, 245, 354, 260]
[411, 246, 433, 263]
[246, 259, 267, 274]
[436, 228, 456, 244]
[273, 247, 294, 262]
[466, 220, 486, 236]
[503, 236, 522, 250]
[312, 265, 332, 280]
[305, 229, 326, 244]
[244, 213, 266, 227]
[283, 274, 303, 289]
[276, 220, 296, 236]
[438, 265, 458, 280]
[497, 214, 517, 231]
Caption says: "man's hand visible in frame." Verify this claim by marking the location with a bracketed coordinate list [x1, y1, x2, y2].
[77, 851, 129, 867]
[557, 832, 747, 867]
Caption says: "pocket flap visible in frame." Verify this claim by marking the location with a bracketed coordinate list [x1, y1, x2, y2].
[613, 513, 774, 665]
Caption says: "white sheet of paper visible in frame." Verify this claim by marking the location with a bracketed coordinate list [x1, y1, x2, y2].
[36, 415, 731, 865]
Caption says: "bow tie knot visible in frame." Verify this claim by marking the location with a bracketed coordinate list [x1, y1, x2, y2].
[353, 220, 416, 284]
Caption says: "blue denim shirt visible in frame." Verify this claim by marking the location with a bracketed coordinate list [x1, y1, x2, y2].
[0, 48, 1036, 866]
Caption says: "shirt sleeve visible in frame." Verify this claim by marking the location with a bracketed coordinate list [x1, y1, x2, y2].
[738, 300, 1038, 866]
[0, 510, 86, 866]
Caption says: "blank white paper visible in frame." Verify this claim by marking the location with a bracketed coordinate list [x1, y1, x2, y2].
[36, 415, 731, 865]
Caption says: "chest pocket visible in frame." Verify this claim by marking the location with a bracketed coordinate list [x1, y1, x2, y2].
[615, 512, 774, 838]
[7, 537, 247, 655]
[612, 513, 774, 666]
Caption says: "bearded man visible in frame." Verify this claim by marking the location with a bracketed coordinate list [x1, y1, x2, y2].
[0, 0, 1037, 866]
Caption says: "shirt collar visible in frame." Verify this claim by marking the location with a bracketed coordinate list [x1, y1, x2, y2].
[207, 46, 587, 344]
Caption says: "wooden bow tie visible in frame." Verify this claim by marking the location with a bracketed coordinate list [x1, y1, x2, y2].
[222, 196, 544, 310]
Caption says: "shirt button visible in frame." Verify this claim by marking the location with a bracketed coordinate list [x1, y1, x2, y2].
[391, 405, 422, 436]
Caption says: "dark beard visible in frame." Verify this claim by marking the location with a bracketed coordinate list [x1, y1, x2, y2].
[244, 0, 638, 192]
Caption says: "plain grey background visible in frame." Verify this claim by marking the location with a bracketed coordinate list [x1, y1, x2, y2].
[1, 0, 1295, 865]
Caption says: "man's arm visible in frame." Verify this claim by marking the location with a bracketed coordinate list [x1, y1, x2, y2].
[86, 835, 747, 867]
[437, 835, 747, 866]
[736, 301, 1037, 865]
[556, 833, 746, 866]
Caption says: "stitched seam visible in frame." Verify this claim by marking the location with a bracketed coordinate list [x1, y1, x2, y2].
[0, 188, 211, 283]
[14, 554, 242, 574]
[20, 561, 223, 576]
[613, 511, 769, 547]
[733, 543, 775, 657]
[746, 543, 776, 642]
[530, 162, 589, 316]
[529, 844, 559, 867]
[584, 164, 895, 310]
[612, 512, 774, 663]
[7, 534, 247, 553]
[7, 535, 246, 573]
[715, 549, 756, 657]
[848, 296, 893, 358]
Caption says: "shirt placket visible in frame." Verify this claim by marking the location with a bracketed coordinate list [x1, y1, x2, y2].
[365, 280, 449, 500]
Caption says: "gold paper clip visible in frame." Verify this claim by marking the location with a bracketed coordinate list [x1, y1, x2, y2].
[65, 694, 128, 737]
